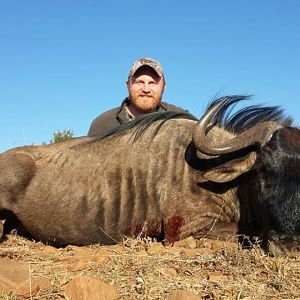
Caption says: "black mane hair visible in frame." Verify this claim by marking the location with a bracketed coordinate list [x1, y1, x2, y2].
[206, 95, 293, 134]
[89, 95, 292, 144]
[90, 110, 197, 142]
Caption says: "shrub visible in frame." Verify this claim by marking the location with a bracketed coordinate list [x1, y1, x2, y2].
[51, 130, 74, 143]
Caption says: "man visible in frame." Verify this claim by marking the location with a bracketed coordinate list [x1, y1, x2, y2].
[88, 57, 191, 136]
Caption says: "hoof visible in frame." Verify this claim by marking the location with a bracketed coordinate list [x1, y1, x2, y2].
[267, 230, 300, 256]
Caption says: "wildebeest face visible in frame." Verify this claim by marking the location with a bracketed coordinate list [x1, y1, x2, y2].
[238, 127, 300, 255]
[191, 96, 300, 255]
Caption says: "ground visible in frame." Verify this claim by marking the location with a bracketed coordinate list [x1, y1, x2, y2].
[0, 233, 299, 299]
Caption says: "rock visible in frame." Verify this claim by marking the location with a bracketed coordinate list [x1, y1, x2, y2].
[93, 255, 111, 264]
[14, 282, 40, 298]
[147, 244, 165, 255]
[160, 246, 182, 257]
[0, 259, 28, 292]
[167, 290, 201, 300]
[94, 248, 113, 257]
[61, 248, 112, 269]
[181, 247, 213, 258]
[65, 246, 112, 264]
[92, 248, 112, 263]
[43, 245, 59, 254]
[207, 273, 233, 282]
[0, 259, 52, 297]
[66, 245, 92, 256]
[208, 239, 237, 251]
[67, 258, 89, 272]
[15, 277, 52, 298]
[173, 237, 198, 249]
[64, 276, 118, 300]
[106, 244, 125, 254]
[158, 267, 177, 277]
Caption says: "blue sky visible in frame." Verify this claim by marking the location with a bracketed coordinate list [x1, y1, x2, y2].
[1, 1, 299, 152]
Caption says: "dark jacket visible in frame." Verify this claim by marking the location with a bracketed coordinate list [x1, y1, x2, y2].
[88, 97, 191, 137]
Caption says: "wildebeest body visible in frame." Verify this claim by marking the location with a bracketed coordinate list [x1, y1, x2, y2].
[0, 119, 238, 246]
[1, 95, 300, 255]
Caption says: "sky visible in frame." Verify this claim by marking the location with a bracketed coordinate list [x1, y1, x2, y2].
[1, 1, 300, 152]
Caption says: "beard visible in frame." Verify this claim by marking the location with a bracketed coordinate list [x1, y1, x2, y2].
[130, 95, 161, 113]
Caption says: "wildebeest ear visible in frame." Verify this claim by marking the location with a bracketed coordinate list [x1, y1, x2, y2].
[201, 151, 257, 183]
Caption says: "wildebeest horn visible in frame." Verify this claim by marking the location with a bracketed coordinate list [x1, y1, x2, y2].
[193, 98, 282, 156]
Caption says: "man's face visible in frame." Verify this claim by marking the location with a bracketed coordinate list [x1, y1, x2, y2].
[127, 66, 165, 113]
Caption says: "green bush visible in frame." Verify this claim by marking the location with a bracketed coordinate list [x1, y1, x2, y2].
[51, 130, 74, 143]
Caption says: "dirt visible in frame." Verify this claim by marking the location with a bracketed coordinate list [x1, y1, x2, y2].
[0, 233, 299, 299]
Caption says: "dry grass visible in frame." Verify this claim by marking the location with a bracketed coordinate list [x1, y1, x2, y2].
[0, 233, 300, 299]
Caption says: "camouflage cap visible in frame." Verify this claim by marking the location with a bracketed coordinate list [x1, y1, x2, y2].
[128, 57, 164, 79]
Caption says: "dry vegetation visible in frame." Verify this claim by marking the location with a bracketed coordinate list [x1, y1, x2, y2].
[0, 233, 299, 299]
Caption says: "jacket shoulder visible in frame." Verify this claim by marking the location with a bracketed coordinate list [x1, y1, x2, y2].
[87, 107, 120, 136]
[161, 102, 190, 114]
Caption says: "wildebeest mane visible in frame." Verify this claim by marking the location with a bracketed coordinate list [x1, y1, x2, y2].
[206, 95, 293, 134]
[89, 95, 292, 145]
[90, 111, 197, 143]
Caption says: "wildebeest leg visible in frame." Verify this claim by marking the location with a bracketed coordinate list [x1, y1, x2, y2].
[197, 221, 238, 242]
[0, 152, 36, 240]
[163, 216, 238, 244]
[266, 230, 300, 256]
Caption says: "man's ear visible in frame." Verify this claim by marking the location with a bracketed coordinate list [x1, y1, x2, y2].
[126, 79, 131, 91]
[201, 151, 257, 183]
[162, 79, 166, 90]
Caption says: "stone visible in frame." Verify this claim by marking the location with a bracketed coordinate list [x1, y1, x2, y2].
[64, 276, 118, 300]
[207, 273, 234, 282]
[181, 247, 213, 258]
[158, 267, 177, 277]
[147, 244, 165, 255]
[67, 258, 89, 272]
[0, 259, 28, 292]
[15, 277, 52, 298]
[43, 245, 59, 254]
[66, 245, 92, 256]
[173, 237, 198, 249]
[167, 290, 201, 300]
[0, 259, 52, 298]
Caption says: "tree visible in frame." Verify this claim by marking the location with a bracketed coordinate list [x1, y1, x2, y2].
[51, 130, 74, 143]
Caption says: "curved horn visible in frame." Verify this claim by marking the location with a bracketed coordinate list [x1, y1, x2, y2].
[193, 99, 282, 156]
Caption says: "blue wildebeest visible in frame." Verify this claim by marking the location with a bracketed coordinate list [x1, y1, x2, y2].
[1, 95, 300, 255]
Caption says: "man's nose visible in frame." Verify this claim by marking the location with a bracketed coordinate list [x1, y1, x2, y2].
[142, 83, 151, 92]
